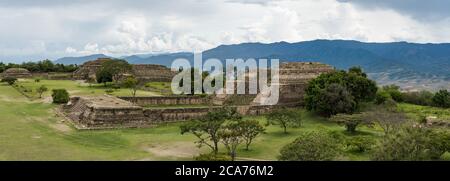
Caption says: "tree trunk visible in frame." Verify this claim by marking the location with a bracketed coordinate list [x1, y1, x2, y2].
[231, 151, 236, 161]
[213, 141, 218, 155]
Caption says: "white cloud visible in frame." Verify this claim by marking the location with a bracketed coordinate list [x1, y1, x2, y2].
[0, 0, 449, 62]
[65, 47, 77, 53]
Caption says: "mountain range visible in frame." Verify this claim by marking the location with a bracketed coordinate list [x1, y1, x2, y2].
[55, 40, 450, 91]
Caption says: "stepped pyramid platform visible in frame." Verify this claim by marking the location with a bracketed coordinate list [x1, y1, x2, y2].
[64, 95, 148, 129]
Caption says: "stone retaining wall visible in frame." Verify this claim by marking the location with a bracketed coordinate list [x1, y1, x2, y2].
[119, 96, 207, 106]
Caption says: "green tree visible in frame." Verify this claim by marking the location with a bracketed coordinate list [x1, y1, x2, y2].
[363, 107, 407, 135]
[402, 90, 434, 106]
[96, 69, 113, 86]
[218, 120, 245, 161]
[382, 84, 403, 102]
[181, 108, 241, 155]
[51, 89, 69, 104]
[239, 119, 265, 151]
[36, 85, 48, 98]
[432, 89, 450, 108]
[122, 76, 139, 97]
[0, 62, 5, 73]
[330, 113, 372, 134]
[38, 59, 55, 72]
[345, 68, 378, 102]
[314, 83, 357, 117]
[375, 90, 391, 105]
[1, 77, 17, 85]
[96, 59, 131, 86]
[304, 67, 376, 117]
[278, 131, 339, 161]
[266, 109, 302, 134]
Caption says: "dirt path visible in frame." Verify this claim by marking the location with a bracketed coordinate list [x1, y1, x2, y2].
[143, 142, 199, 159]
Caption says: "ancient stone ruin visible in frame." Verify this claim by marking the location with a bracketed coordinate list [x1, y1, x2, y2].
[1, 68, 32, 78]
[64, 95, 280, 129]
[72, 58, 176, 82]
[214, 62, 334, 106]
[64, 61, 334, 129]
[64, 95, 147, 129]
[72, 58, 110, 80]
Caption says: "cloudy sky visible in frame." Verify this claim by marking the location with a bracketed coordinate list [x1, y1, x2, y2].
[1, 0, 449, 62]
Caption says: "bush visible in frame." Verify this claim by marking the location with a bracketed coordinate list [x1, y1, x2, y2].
[1, 77, 17, 85]
[375, 91, 391, 105]
[440, 152, 450, 161]
[278, 131, 339, 161]
[382, 85, 403, 102]
[344, 136, 375, 153]
[105, 89, 114, 94]
[194, 153, 232, 161]
[51, 89, 70, 104]
[330, 113, 372, 134]
[402, 91, 434, 106]
[432, 89, 450, 108]
[372, 127, 449, 161]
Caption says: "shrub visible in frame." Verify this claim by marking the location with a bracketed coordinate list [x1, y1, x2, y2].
[375, 91, 391, 105]
[34, 78, 40, 83]
[344, 136, 375, 153]
[330, 113, 372, 134]
[194, 153, 232, 161]
[105, 89, 114, 94]
[36, 85, 48, 98]
[372, 127, 449, 161]
[51, 89, 69, 104]
[440, 152, 450, 161]
[402, 91, 434, 106]
[432, 89, 450, 108]
[1, 77, 17, 85]
[382, 85, 403, 102]
[278, 131, 339, 161]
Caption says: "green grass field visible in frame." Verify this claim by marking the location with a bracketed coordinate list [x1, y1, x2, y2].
[398, 103, 450, 122]
[0, 79, 432, 161]
[15, 79, 160, 100]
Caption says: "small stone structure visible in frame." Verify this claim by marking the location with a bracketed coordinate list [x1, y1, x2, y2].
[72, 58, 176, 82]
[1, 68, 32, 78]
[64, 95, 147, 129]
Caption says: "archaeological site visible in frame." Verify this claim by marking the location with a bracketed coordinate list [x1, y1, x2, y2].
[63, 59, 334, 129]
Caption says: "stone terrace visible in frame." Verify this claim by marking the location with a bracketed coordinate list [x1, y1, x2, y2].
[65, 95, 148, 129]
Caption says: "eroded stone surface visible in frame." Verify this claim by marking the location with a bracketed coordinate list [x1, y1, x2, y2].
[1, 68, 32, 78]
[72, 58, 176, 82]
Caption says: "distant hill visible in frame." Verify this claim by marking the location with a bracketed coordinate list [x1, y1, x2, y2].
[54, 40, 450, 90]
[54, 54, 110, 65]
[124, 52, 194, 65]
